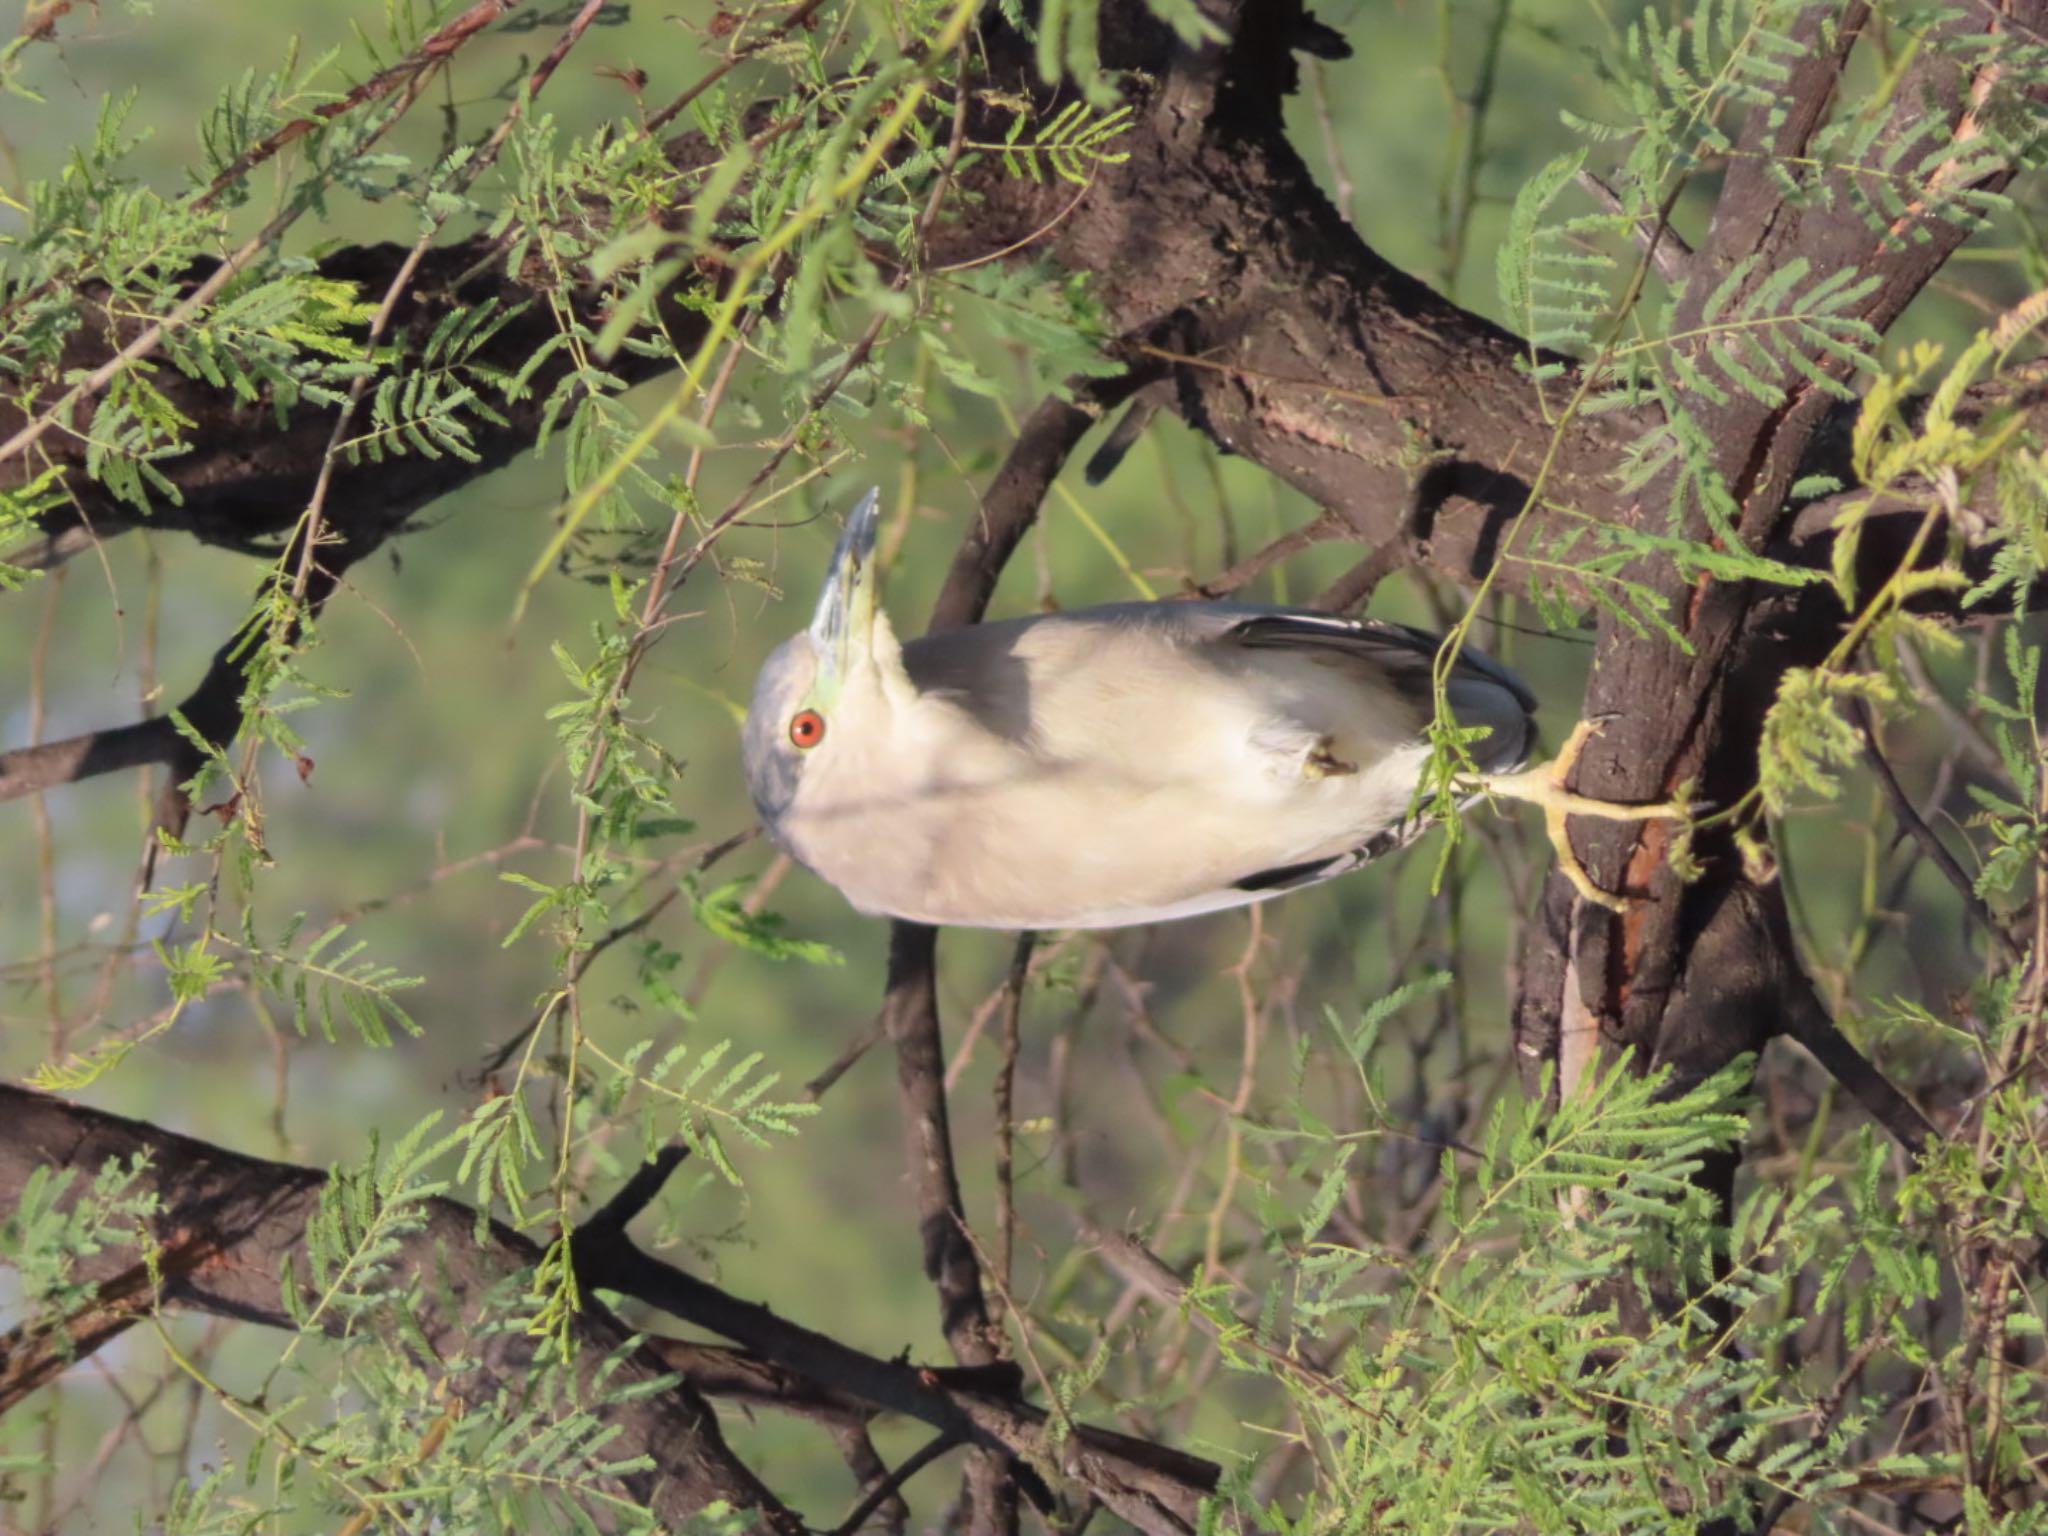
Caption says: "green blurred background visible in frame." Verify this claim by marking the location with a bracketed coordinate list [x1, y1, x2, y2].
[0, 0, 2018, 1525]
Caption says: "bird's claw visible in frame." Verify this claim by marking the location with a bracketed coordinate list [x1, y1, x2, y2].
[1303, 735, 1359, 780]
[1470, 718, 1699, 913]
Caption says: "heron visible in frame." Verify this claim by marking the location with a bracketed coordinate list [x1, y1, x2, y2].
[743, 490, 1682, 929]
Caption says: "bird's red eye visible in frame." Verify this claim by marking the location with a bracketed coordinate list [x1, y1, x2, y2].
[789, 709, 826, 749]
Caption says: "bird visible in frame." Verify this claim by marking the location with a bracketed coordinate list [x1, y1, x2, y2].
[743, 490, 1684, 930]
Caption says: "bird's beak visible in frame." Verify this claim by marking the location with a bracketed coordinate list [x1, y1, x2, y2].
[807, 487, 882, 685]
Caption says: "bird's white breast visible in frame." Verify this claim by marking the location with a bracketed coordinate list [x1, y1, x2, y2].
[778, 613, 1438, 928]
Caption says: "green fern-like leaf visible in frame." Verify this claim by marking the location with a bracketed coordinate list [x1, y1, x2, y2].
[232, 912, 425, 1047]
[987, 99, 1134, 186]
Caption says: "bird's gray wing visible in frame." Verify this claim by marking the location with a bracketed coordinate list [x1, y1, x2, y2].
[1217, 611, 1538, 895]
[1225, 611, 1536, 770]
[1224, 612, 1537, 715]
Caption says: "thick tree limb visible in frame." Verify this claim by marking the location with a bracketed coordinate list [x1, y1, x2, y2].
[0, 1083, 1220, 1534]
[576, 1229, 1216, 1535]
[5, 4, 2030, 604]
[1508, 0, 2048, 1115]
[0, 1084, 798, 1531]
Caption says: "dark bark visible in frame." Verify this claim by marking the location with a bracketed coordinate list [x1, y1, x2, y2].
[0, 1082, 1220, 1535]
[3, 0, 2035, 825]
[1512, 0, 2045, 1109]
[0, 1084, 797, 1532]
[4, 0, 2042, 1523]
[2, 238, 694, 563]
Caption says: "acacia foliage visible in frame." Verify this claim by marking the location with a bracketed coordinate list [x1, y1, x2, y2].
[0, 0, 2045, 1533]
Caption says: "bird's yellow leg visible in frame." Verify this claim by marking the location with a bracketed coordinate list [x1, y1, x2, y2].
[1464, 720, 1693, 913]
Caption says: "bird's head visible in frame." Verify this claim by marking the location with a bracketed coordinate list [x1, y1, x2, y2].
[743, 488, 910, 832]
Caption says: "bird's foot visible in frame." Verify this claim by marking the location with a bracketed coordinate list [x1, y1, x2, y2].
[1303, 735, 1358, 780]
[1467, 719, 1696, 913]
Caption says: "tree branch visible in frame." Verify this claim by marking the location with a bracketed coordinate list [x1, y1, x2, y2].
[1780, 984, 1939, 1157]
[824, 1432, 958, 1536]
[1856, 702, 2021, 962]
[0, 553, 350, 870]
[0, 1084, 799, 1532]
[575, 1228, 1217, 1535]
[5, 0, 2038, 624]
[1521, 0, 2048, 1108]
[0, 1082, 1222, 1533]
[877, 923, 1020, 1533]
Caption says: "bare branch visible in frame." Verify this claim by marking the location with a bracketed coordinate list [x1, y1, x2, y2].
[0, 555, 344, 832]
[0, 1084, 799, 1531]
[1574, 169, 1695, 283]
[576, 1228, 1218, 1536]
[1857, 703, 2022, 962]
[878, 923, 1021, 1532]
[825, 1433, 958, 1536]
[1781, 985, 1940, 1157]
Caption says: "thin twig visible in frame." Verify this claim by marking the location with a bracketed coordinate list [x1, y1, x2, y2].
[1076, 1220, 1381, 1422]
[474, 827, 754, 1078]
[1574, 169, 1696, 283]
[826, 1423, 912, 1536]
[1781, 983, 1938, 1155]
[1856, 704, 2019, 960]
[194, 0, 521, 207]
[1195, 513, 1343, 599]
[826, 1433, 959, 1536]
[806, 1016, 889, 1100]
[641, 0, 836, 138]
[1313, 535, 1418, 613]
[29, 567, 65, 1054]
[992, 932, 1036, 1330]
